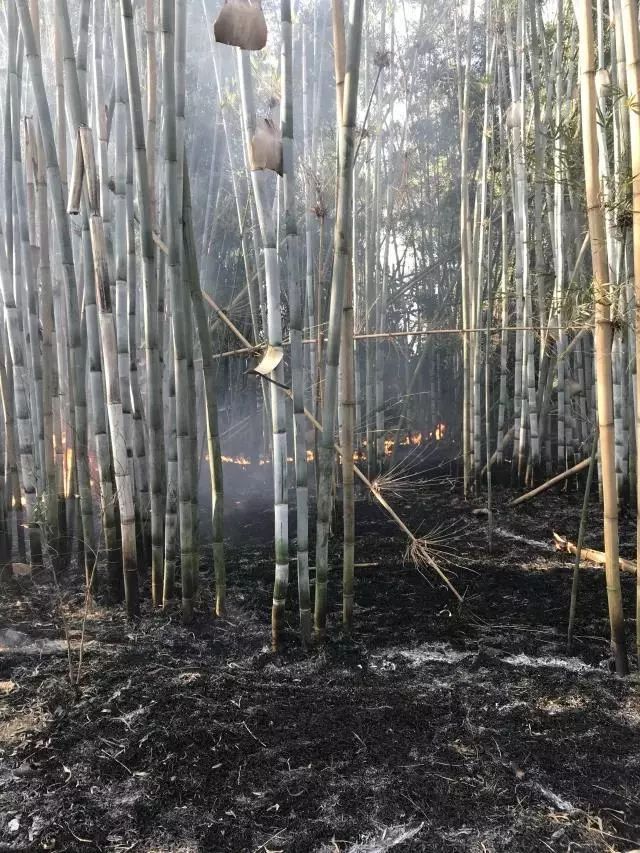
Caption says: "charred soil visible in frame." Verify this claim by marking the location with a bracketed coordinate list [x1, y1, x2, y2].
[1, 477, 639, 852]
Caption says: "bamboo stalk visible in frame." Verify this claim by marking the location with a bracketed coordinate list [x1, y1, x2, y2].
[554, 532, 636, 574]
[17, 0, 94, 574]
[575, 0, 628, 675]
[314, 0, 365, 639]
[78, 127, 140, 616]
[333, 0, 357, 632]
[567, 429, 599, 653]
[621, 0, 640, 669]
[459, 0, 475, 498]
[161, 0, 197, 622]
[183, 159, 226, 616]
[282, 0, 311, 644]
[237, 47, 290, 650]
[509, 456, 593, 506]
[119, 0, 165, 606]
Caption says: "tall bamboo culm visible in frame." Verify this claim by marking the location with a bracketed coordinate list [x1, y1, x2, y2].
[237, 48, 290, 650]
[119, 0, 166, 607]
[161, 0, 198, 622]
[314, 0, 365, 638]
[282, 0, 312, 644]
[575, 0, 628, 676]
[620, 0, 640, 669]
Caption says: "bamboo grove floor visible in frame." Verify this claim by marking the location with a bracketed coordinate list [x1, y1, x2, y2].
[1, 474, 640, 852]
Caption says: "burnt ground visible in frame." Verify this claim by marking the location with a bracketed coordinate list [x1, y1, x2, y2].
[1, 464, 640, 853]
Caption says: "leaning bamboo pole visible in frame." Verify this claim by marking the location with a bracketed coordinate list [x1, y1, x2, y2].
[575, 0, 628, 675]
[509, 456, 593, 506]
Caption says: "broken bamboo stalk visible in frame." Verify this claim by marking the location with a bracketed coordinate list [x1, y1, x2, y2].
[509, 456, 592, 506]
[553, 532, 636, 574]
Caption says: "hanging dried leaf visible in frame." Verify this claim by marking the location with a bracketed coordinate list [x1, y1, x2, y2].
[250, 118, 283, 175]
[213, 0, 267, 52]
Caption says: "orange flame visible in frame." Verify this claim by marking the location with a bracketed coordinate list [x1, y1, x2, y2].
[221, 454, 252, 466]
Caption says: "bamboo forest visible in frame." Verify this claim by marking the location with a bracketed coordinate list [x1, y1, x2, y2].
[3, 0, 640, 849]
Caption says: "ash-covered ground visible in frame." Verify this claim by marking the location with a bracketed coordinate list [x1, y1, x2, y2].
[1, 461, 639, 852]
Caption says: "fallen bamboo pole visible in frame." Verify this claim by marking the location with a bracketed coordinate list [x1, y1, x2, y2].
[509, 456, 592, 506]
[553, 533, 636, 574]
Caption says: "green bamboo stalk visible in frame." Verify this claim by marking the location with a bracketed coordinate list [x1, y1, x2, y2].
[119, 0, 166, 605]
[314, 0, 365, 638]
[78, 127, 140, 617]
[9, 0, 42, 565]
[161, 0, 198, 622]
[567, 428, 599, 653]
[237, 46, 290, 649]
[575, 0, 628, 676]
[183, 159, 226, 616]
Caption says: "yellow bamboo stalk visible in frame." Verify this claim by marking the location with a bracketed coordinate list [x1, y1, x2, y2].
[620, 0, 640, 668]
[575, 0, 628, 675]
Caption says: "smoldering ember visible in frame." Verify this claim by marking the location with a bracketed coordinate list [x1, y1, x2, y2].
[1, 0, 640, 851]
